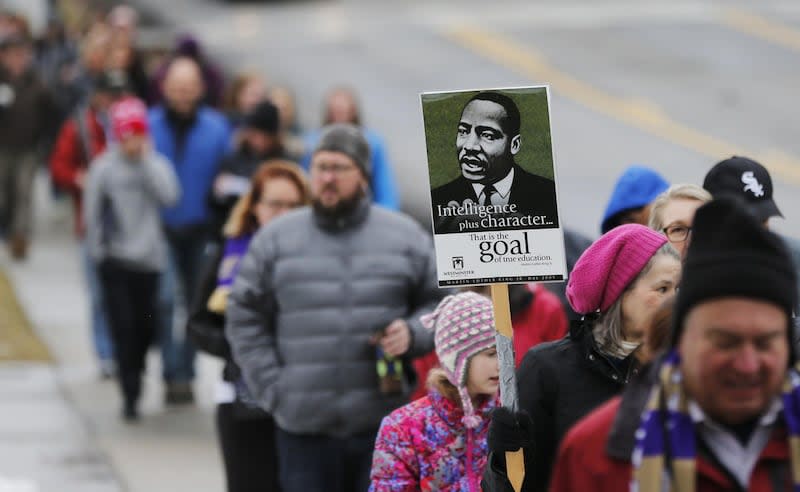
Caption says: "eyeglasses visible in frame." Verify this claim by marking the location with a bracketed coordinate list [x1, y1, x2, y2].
[311, 162, 358, 176]
[259, 199, 303, 211]
[662, 224, 692, 242]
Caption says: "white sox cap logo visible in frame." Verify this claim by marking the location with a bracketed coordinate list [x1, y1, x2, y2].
[741, 171, 765, 198]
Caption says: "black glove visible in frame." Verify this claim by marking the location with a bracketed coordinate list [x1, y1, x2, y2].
[487, 407, 535, 453]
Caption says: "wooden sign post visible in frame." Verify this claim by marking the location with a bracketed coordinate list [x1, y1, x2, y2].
[490, 283, 525, 492]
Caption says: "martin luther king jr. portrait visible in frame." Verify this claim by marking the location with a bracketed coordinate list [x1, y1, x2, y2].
[429, 90, 559, 235]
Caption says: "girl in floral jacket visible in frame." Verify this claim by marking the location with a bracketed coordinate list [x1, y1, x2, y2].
[369, 292, 500, 492]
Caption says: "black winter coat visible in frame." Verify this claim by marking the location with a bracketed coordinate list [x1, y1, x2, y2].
[207, 145, 288, 236]
[186, 241, 269, 419]
[483, 318, 640, 492]
[187, 241, 228, 359]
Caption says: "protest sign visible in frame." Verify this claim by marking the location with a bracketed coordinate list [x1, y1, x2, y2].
[421, 86, 568, 491]
[421, 86, 567, 287]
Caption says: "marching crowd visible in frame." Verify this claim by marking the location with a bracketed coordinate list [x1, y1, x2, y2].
[2, 2, 799, 492]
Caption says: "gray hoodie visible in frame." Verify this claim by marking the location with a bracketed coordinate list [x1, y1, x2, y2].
[84, 146, 180, 272]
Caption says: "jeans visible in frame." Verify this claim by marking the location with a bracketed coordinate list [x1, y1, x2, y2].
[158, 225, 208, 383]
[99, 260, 159, 407]
[275, 428, 377, 492]
[80, 240, 113, 362]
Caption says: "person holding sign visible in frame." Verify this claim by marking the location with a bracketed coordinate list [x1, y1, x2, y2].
[483, 224, 681, 492]
[370, 292, 499, 491]
[431, 91, 559, 235]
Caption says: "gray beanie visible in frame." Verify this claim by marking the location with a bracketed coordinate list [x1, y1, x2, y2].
[313, 124, 371, 178]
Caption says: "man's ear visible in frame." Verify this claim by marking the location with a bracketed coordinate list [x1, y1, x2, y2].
[510, 134, 521, 155]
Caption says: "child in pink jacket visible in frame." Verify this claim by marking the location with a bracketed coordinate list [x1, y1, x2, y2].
[369, 292, 500, 492]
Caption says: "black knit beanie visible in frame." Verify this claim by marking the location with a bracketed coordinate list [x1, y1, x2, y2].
[243, 101, 280, 135]
[313, 123, 371, 179]
[672, 196, 798, 359]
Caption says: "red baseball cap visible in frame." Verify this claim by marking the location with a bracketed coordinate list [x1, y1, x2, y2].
[111, 97, 149, 140]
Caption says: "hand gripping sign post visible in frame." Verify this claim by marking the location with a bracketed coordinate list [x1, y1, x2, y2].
[421, 86, 567, 491]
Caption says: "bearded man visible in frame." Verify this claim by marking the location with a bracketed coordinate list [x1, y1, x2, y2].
[226, 124, 443, 492]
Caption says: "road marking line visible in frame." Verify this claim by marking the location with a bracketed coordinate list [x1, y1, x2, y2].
[417, 2, 717, 30]
[721, 7, 800, 53]
[443, 25, 800, 184]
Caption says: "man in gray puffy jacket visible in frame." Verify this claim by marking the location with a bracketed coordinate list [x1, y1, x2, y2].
[226, 123, 444, 492]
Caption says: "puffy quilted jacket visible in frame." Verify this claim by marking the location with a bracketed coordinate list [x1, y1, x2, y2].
[226, 197, 444, 437]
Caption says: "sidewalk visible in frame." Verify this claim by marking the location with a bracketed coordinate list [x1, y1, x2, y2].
[0, 174, 225, 492]
[0, 364, 120, 492]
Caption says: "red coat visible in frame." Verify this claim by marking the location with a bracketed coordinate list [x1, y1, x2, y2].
[509, 284, 568, 366]
[410, 284, 567, 401]
[49, 108, 107, 236]
[550, 396, 792, 492]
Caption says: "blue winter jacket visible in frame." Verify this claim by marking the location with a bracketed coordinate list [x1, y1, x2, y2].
[149, 106, 231, 228]
[303, 127, 400, 210]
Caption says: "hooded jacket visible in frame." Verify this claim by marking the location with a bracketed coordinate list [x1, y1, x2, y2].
[370, 389, 498, 492]
[83, 146, 180, 271]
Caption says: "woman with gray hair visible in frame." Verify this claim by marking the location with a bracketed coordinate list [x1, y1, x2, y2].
[648, 184, 712, 258]
[483, 224, 681, 492]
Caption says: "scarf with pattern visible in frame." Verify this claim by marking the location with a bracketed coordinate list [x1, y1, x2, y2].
[207, 235, 251, 313]
[631, 349, 800, 492]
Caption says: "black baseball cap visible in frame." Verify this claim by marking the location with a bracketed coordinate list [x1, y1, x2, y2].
[702, 156, 783, 222]
[243, 101, 280, 134]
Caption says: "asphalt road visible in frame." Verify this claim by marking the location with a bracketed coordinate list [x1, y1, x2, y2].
[138, 0, 800, 239]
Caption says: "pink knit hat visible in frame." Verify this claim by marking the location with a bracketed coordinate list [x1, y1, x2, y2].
[567, 224, 668, 314]
[420, 292, 496, 428]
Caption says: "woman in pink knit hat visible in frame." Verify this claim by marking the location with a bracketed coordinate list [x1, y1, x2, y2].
[483, 224, 681, 492]
[369, 291, 500, 492]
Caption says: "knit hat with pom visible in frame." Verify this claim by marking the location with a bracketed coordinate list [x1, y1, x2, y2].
[420, 292, 496, 429]
[567, 224, 668, 314]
